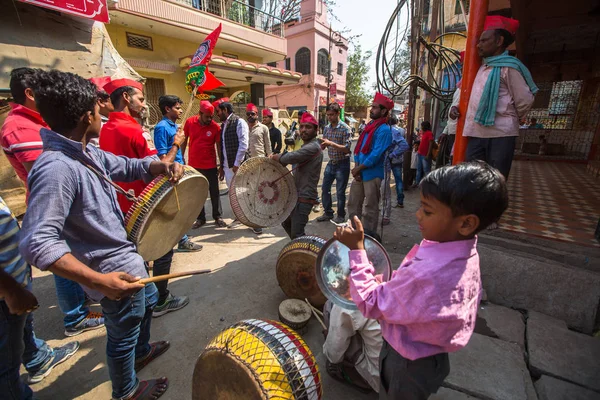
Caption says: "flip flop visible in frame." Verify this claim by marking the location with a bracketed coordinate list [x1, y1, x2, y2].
[135, 341, 170, 373]
[124, 377, 169, 400]
[215, 218, 227, 228]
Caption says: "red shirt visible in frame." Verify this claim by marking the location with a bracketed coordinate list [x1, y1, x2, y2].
[0, 104, 47, 186]
[184, 116, 221, 170]
[418, 130, 434, 157]
[99, 112, 157, 214]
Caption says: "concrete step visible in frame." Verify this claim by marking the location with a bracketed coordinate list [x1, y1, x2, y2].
[534, 375, 599, 400]
[475, 302, 525, 350]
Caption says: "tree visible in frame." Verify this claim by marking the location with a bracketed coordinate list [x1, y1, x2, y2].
[260, 0, 337, 23]
[345, 45, 372, 108]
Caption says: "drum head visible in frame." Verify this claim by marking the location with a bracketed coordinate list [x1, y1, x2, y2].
[230, 157, 297, 228]
[278, 299, 312, 330]
[316, 235, 392, 310]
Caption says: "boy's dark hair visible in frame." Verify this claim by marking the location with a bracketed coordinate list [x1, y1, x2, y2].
[32, 69, 97, 133]
[10, 67, 39, 105]
[495, 29, 515, 48]
[110, 86, 138, 109]
[326, 102, 340, 113]
[389, 115, 398, 125]
[158, 95, 183, 115]
[420, 161, 508, 232]
[421, 121, 432, 131]
[218, 102, 234, 115]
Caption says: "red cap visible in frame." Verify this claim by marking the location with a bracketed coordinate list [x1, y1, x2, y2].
[102, 78, 143, 95]
[262, 109, 273, 117]
[90, 76, 111, 92]
[246, 103, 258, 113]
[483, 16, 519, 35]
[373, 92, 394, 110]
[459, 51, 466, 64]
[200, 100, 214, 115]
[212, 97, 229, 109]
[300, 112, 318, 126]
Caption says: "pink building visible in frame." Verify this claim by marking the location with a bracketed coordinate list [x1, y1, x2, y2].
[265, 0, 348, 123]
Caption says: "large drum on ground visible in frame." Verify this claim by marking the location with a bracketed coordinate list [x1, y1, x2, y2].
[125, 167, 208, 261]
[192, 319, 322, 400]
[230, 157, 297, 228]
[276, 236, 327, 308]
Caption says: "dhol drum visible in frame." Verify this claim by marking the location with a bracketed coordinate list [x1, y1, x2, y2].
[124, 166, 208, 261]
[230, 157, 297, 228]
[278, 299, 312, 331]
[276, 236, 327, 308]
[192, 319, 322, 400]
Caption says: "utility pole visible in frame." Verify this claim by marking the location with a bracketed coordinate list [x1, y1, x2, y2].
[423, 0, 440, 125]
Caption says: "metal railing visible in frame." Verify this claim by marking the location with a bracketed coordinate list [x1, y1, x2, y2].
[171, 0, 284, 37]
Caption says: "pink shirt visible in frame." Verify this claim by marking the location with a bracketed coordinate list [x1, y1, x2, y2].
[464, 65, 535, 138]
[349, 238, 481, 360]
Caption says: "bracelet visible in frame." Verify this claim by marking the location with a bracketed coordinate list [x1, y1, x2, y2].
[173, 143, 180, 150]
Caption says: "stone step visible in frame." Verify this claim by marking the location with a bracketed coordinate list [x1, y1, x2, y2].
[432, 387, 481, 400]
[475, 302, 525, 350]
[527, 311, 600, 393]
[534, 375, 599, 400]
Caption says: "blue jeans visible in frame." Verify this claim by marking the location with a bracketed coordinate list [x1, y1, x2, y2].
[54, 274, 88, 328]
[100, 283, 159, 399]
[391, 164, 404, 205]
[178, 235, 189, 246]
[321, 159, 350, 218]
[0, 302, 53, 400]
[416, 154, 432, 185]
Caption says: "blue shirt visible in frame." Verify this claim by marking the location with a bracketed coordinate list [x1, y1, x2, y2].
[19, 128, 154, 301]
[388, 126, 409, 165]
[354, 123, 392, 181]
[0, 196, 32, 292]
[154, 117, 183, 164]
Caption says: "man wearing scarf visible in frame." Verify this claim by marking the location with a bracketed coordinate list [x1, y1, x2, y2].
[348, 93, 393, 235]
[459, 16, 537, 179]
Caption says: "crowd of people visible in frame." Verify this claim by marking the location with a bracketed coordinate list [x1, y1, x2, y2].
[0, 14, 536, 400]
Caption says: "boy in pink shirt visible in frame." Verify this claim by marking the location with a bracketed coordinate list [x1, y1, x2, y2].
[335, 162, 508, 399]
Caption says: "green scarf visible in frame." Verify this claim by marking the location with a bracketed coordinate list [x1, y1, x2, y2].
[475, 51, 539, 127]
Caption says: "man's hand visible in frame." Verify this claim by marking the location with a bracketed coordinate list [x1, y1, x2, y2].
[270, 153, 281, 162]
[351, 165, 364, 181]
[149, 161, 184, 183]
[334, 216, 365, 251]
[232, 166, 239, 174]
[93, 272, 144, 301]
[218, 166, 224, 181]
[167, 162, 184, 183]
[320, 138, 332, 149]
[449, 106, 460, 120]
[173, 127, 186, 147]
[4, 285, 39, 315]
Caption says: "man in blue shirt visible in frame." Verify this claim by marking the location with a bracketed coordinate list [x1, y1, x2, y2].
[382, 116, 409, 225]
[348, 93, 393, 235]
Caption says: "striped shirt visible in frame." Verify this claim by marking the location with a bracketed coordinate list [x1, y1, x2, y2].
[0, 196, 31, 294]
[0, 103, 47, 185]
[323, 121, 352, 163]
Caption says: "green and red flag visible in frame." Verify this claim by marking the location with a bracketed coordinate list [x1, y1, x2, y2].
[186, 24, 224, 97]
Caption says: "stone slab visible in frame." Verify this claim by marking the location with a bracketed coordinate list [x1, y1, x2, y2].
[475, 303, 525, 349]
[534, 375, 599, 400]
[527, 311, 600, 392]
[432, 387, 481, 400]
[478, 245, 600, 333]
[444, 333, 536, 400]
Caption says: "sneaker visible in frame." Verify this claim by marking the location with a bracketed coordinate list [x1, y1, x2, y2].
[153, 294, 189, 318]
[316, 214, 334, 222]
[28, 341, 80, 384]
[252, 227, 263, 235]
[332, 215, 346, 224]
[177, 240, 203, 252]
[312, 204, 322, 213]
[64, 312, 105, 337]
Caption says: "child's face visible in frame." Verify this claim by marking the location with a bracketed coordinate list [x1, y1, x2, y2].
[416, 193, 479, 242]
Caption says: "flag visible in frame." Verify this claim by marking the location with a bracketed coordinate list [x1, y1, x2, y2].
[186, 24, 225, 97]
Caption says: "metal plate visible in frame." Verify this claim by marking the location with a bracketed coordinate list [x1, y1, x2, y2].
[315, 235, 392, 310]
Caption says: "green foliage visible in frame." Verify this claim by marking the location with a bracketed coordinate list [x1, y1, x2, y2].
[345, 45, 372, 108]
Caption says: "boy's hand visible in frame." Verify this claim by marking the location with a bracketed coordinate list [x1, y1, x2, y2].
[4, 285, 39, 315]
[94, 272, 144, 301]
[334, 216, 365, 251]
[173, 127, 186, 147]
[167, 162, 184, 183]
[218, 166, 224, 181]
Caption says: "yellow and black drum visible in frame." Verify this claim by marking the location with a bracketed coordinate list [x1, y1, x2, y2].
[124, 166, 208, 261]
[192, 319, 322, 400]
[276, 236, 327, 308]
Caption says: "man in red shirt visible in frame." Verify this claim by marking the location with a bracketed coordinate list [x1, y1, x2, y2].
[183, 100, 226, 229]
[416, 121, 434, 185]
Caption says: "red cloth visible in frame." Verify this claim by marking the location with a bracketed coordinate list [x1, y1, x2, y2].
[246, 103, 258, 113]
[483, 16, 519, 35]
[0, 104, 47, 186]
[90, 76, 112, 92]
[184, 116, 221, 170]
[103, 78, 143, 95]
[99, 112, 157, 213]
[418, 130, 434, 156]
[262, 109, 273, 117]
[354, 118, 387, 155]
[200, 100, 214, 115]
[300, 112, 318, 126]
[373, 92, 394, 110]
[212, 97, 229, 109]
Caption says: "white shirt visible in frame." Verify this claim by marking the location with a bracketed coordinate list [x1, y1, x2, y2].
[445, 88, 461, 136]
[222, 113, 249, 168]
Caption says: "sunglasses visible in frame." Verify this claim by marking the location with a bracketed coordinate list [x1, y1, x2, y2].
[246, 112, 257, 116]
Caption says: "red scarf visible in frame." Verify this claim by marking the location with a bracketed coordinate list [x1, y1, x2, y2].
[354, 118, 388, 155]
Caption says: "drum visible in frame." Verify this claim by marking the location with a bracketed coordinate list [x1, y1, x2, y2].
[278, 299, 312, 331]
[276, 236, 327, 308]
[230, 157, 297, 228]
[192, 319, 322, 400]
[125, 166, 208, 261]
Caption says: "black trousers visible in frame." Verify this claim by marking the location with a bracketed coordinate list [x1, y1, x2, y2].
[153, 250, 174, 304]
[196, 167, 222, 222]
[379, 340, 449, 400]
[465, 136, 517, 180]
[282, 202, 313, 240]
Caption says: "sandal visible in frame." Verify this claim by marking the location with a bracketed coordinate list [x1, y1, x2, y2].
[135, 341, 170, 373]
[192, 220, 206, 229]
[123, 377, 168, 400]
[215, 218, 227, 228]
[325, 360, 372, 394]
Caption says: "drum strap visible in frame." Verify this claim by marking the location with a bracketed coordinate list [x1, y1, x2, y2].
[272, 149, 321, 184]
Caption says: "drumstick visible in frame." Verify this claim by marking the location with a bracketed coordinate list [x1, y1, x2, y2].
[174, 185, 181, 211]
[139, 269, 211, 285]
[305, 298, 326, 330]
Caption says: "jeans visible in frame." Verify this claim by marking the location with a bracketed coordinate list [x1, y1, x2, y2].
[382, 163, 404, 220]
[0, 302, 53, 400]
[391, 164, 404, 205]
[415, 154, 432, 185]
[196, 168, 222, 222]
[282, 202, 313, 239]
[54, 274, 88, 328]
[100, 283, 159, 399]
[321, 159, 350, 218]
[466, 136, 517, 179]
[178, 235, 189, 246]
[153, 251, 173, 304]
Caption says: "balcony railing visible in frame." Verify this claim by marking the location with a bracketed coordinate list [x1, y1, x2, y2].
[171, 0, 284, 37]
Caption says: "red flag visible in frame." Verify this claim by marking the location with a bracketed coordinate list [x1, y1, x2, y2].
[190, 24, 222, 67]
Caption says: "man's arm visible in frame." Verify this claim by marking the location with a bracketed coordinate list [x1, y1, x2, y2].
[279, 142, 319, 165]
[234, 119, 249, 167]
[358, 126, 392, 168]
[263, 126, 272, 156]
[273, 128, 282, 154]
[94, 148, 155, 183]
[323, 307, 357, 364]
[506, 68, 535, 118]
[0, 269, 38, 315]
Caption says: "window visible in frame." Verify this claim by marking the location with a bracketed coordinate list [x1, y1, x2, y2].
[285, 58, 291, 70]
[126, 32, 153, 51]
[317, 49, 329, 77]
[337, 62, 343, 75]
[339, 48, 343, 54]
[295, 47, 311, 75]
[267, 62, 277, 67]
[455, 0, 470, 15]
